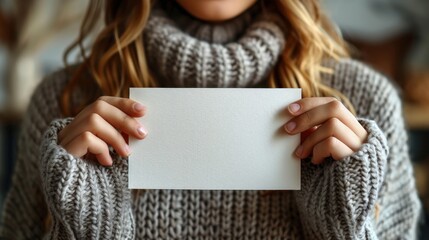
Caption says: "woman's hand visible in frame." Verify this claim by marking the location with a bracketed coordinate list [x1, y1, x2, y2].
[58, 96, 147, 166]
[284, 97, 368, 164]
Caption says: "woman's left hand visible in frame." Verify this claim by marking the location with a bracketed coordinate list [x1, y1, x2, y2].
[284, 97, 368, 164]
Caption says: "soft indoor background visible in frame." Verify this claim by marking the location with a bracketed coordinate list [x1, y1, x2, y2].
[1, 0, 428, 238]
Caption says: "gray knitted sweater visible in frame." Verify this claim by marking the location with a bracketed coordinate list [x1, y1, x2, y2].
[0, 4, 422, 240]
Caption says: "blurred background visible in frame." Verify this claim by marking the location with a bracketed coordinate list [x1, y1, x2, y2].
[0, 0, 428, 238]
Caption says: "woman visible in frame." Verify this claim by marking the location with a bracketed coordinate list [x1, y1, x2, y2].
[0, 0, 421, 239]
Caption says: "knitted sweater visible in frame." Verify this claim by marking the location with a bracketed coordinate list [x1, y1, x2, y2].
[0, 59, 421, 239]
[0, 3, 422, 239]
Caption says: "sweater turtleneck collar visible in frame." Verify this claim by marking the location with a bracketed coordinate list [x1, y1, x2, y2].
[144, 1, 286, 88]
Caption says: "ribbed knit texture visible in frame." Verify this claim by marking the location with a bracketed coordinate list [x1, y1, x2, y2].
[0, 3, 421, 240]
[144, 3, 285, 88]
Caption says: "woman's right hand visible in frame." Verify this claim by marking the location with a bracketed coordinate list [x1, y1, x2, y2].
[58, 96, 147, 166]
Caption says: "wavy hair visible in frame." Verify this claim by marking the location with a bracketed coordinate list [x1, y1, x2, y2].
[61, 0, 352, 116]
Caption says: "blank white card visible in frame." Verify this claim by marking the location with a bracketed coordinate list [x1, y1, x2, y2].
[129, 88, 301, 190]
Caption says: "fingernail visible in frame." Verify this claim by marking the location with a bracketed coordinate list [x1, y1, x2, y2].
[124, 145, 131, 156]
[295, 145, 303, 157]
[137, 126, 147, 137]
[289, 103, 300, 113]
[285, 121, 296, 132]
[133, 103, 145, 112]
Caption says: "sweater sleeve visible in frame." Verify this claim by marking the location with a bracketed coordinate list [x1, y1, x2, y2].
[295, 61, 422, 239]
[40, 118, 135, 239]
[0, 70, 135, 239]
[294, 119, 387, 239]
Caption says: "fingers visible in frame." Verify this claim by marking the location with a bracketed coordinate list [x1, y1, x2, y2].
[91, 99, 147, 138]
[310, 137, 354, 164]
[288, 97, 337, 115]
[57, 96, 148, 167]
[63, 99, 147, 141]
[284, 97, 368, 165]
[296, 118, 362, 159]
[59, 113, 131, 157]
[63, 131, 113, 166]
[97, 96, 146, 117]
[285, 98, 367, 141]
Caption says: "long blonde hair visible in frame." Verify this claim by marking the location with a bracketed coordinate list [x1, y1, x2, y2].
[61, 0, 352, 116]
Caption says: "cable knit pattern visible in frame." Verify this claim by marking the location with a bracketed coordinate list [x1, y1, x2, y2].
[0, 4, 421, 240]
[40, 118, 134, 239]
[0, 61, 421, 240]
[294, 118, 388, 239]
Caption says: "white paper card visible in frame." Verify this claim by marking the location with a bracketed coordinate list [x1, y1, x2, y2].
[129, 88, 301, 190]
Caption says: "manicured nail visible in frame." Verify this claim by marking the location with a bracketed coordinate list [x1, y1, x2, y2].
[295, 145, 303, 157]
[289, 103, 300, 113]
[285, 121, 296, 132]
[133, 103, 145, 112]
[137, 126, 147, 137]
